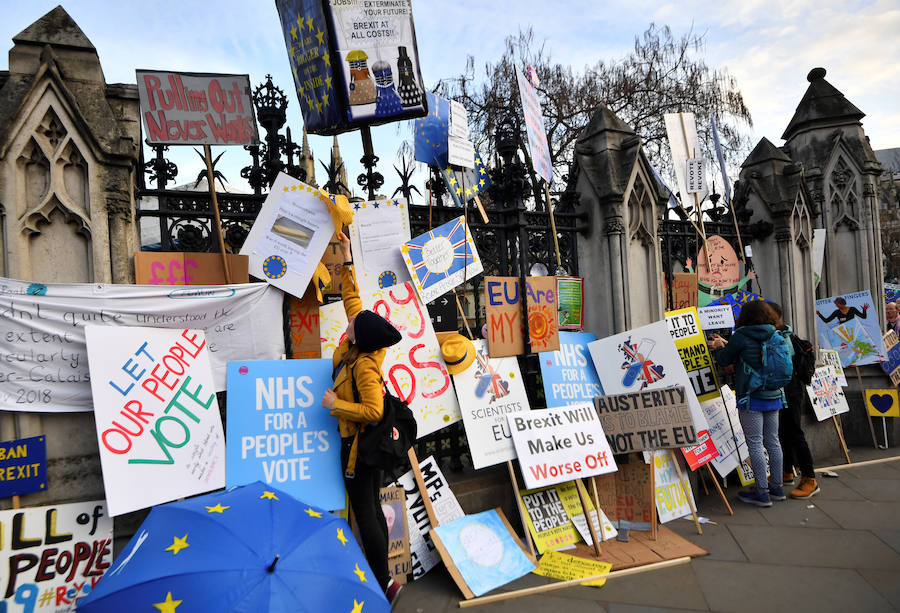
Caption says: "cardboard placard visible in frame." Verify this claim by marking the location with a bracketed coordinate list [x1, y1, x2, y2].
[815, 291, 886, 367]
[453, 339, 530, 469]
[526, 276, 560, 352]
[878, 331, 900, 386]
[520, 483, 617, 554]
[807, 366, 851, 421]
[401, 216, 482, 304]
[135, 252, 250, 285]
[286, 286, 321, 359]
[595, 387, 696, 454]
[532, 551, 612, 588]
[135, 70, 258, 146]
[592, 461, 653, 524]
[556, 276, 584, 330]
[650, 450, 695, 523]
[85, 326, 226, 516]
[697, 304, 735, 330]
[380, 486, 411, 585]
[508, 402, 617, 490]
[0, 501, 113, 608]
[540, 331, 604, 407]
[0, 435, 46, 498]
[225, 359, 344, 510]
[484, 276, 525, 357]
[348, 198, 412, 296]
[667, 273, 699, 310]
[866, 389, 900, 417]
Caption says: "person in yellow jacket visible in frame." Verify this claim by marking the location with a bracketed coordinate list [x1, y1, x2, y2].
[322, 231, 403, 603]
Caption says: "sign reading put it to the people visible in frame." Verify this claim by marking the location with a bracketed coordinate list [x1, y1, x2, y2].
[594, 386, 697, 453]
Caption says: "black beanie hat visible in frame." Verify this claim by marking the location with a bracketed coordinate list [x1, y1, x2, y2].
[354, 310, 402, 352]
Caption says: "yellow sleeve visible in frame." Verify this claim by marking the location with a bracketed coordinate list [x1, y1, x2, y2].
[330, 357, 385, 423]
[341, 263, 362, 319]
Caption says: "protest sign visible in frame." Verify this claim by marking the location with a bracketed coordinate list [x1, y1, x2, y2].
[700, 387, 748, 479]
[666, 307, 720, 402]
[520, 485, 577, 553]
[484, 276, 524, 357]
[432, 509, 536, 599]
[226, 359, 343, 510]
[650, 449, 695, 523]
[886, 283, 900, 303]
[589, 320, 709, 432]
[595, 387, 696, 454]
[556, 481, 617, 546]
[879, 331, 900, 385]
[396, 455, 465, 579]
[0, 277, 284, 412]
[698, 304, 735, 330]
[0, 436, 46, 498]
[593, 461, 653, 524]
[134, 252, 249, 285]
[319, 239, 345, 296]
[807, 366, 850, 421]
[240, 173, 335, 300]
[348, 198, 412, 296]
[820, 348, 849, 386]
[665, 113, 707, 206]
[681, 428, 719, 470]
[526, 276, 560, 352]
[135, 70, 258, 146]
[0, 500, 112, 608]
[815, 290, 885, 367]
[319, 283, 461, 437]
[401, 216, 482, 304]
[380, 486, 411, 584]
[85, 326, 225, 516]
[286, 286, 321, 359]
[707, 289, 767, 321]
[556, 276, 584, 330]
[866, 389, 900, 417]
[515, 66, 553, 184]
[453, 340, 530, 469]
[532, 551, 611, 588]
[695, 236, 739, 289]
[540, 331, 603, 407]
[665, 273, 699, 310]
[508, 402, 616, 490]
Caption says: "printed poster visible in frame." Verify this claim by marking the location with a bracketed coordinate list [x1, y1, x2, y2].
[0, 436, 46, 498]
[85, 326, 225, 516]
[515, 66, 553, 184]
[701, 386, 749, 480]
[666, 308, 720, 402]
[807, 365, 851, 421]
[320, 282, 462, 438]
[556, 481, 617, 546]
[452, 339, 530, 469]
[348, 198, 412, 296]
[0, 500, 113, 610]
[484, 277, 524, 358]
[556, 276, 584, 330]
[526, 276, 560, 352]
[540, 331, 604, 407]
[401, 216, 482, 304]
[866, 389, 900, 418]
[240, 173, 335, 300]
[226, 359, 344, 510]
[520, 483, 617, 554]
[588, 320, 709, 433]
[532, 551, 611, 588]
[650, 449, 695, 523]
[815, 291, 886, 367]
[820, 348, 849, 386]
[697, 304, 735, 330]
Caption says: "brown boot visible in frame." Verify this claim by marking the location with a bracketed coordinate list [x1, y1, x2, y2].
[790, 477, 820, 499]
[784, 471, 795, 484]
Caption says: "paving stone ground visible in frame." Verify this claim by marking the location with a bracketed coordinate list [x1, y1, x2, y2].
[391, 447, 900, 613]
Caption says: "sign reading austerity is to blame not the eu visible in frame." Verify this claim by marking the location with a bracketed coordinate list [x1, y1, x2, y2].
[594, 386, 697, 454]
[508, 402, 617, 490]
[85, 326, 225, 516]
[226, 359, 344, 510]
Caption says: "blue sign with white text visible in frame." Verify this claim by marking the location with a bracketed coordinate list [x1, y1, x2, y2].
[226, 359, 344, 510]
[540, 332, 604, 407]
[0, 435, 47, 498]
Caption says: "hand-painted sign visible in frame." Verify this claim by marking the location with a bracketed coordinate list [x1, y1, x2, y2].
[556, 276, 584, 330]
[401, 216, 482, 304]
[85, 326, 225, 516]
[0, 436, 46, 498]
[820, 348, 849, 386]
[593, 461, 653, 524]
[866, 389, 900, 417]
[515, 66, 553, 184]
[815, 290, 886, 367]
[0, 500, 113, 609]
[226, 359, 344, 510]
[349, 198, 412, 296]
[879, 331, 900, 385]
[287, 286, 321, 359]
[666, 272, 699, 310]
[595, 387, 696, 453]
[697, 304, 735, 330]
[484, 277, 524, 358]
[526, 276, 560, 352]
[508, 402, 617, 490]
[135, 70, 258, 145]
[807, 366, 850, 421]
[540, 331, 603, 407]
[453, 339, 530, 469]
[650, 449, 695, 523]
[134, 252, 250, 285]
[380, 486, 411, 584]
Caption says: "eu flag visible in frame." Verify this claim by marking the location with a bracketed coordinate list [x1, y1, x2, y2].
[414, 91, 450, 167]
[440, 149, 491, 207]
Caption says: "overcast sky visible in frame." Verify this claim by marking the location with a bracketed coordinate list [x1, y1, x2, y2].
[3, 0, 898, 197]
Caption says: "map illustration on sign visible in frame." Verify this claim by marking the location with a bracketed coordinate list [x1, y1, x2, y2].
[401, 216, 482, 304]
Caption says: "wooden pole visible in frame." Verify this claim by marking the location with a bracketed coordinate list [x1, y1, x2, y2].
[649, 453, 658, 541]
[855, 366, 880, 449]
[407, 447, 439, 528]
[454, 290, 473, 338]
[677, 114, 711, 273]
[202, 145, 233, 284]
[544, 183, 562, 270]
[832, 415, 852, 464]
[473, 194, 489, 224]
[818, 455, 900, 472]
[706, 464, 734, 516]
[575, 478, 602, 558]
[671, 452, 702, 535]
[507, 461, 536, 558]
[698, 466, 710, 496]
[457, 557, 692, 608]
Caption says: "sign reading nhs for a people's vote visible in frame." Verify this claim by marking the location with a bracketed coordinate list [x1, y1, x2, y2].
[226, 359, 344, 510]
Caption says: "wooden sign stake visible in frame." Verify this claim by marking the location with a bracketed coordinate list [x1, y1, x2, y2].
[855, 366, 880, 449]
[649, 454, 658, 541]
[407, 447, 439, 529]
[544, 183, 562, 270]
[473, 194, 489, 224]
[574, 478, 602, 558]
[832, 415, 852, 464]
[507, 461, 536, 558]
[202, 144, 233, 284]
[671, 452, 702, 535]
[706, 464, 733, 515]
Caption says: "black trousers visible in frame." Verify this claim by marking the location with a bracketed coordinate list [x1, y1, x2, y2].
[779, 380, 815, 478]
[342, 436, 390, 590]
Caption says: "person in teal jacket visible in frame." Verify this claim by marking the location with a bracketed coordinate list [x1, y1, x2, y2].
[708, 300, 788, 508]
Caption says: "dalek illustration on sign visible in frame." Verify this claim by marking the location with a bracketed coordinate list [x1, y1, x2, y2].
[396, 46, 422, 107]
[346, 50, 376, 106]
[373, 61, 404, 117]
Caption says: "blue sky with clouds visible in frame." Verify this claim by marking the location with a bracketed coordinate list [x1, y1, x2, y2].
[3, 0, 898, 196]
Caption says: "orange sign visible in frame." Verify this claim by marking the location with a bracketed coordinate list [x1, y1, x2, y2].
[134, 252, 249, 285]
[484, 276, 524, 357]
[666, 273, 698, 309]
[526, 276, 560, 353]
[696, 236, 739, 289]
[287, 285, 321, 359]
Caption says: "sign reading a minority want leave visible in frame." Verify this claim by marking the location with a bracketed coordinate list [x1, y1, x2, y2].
[594, 386, 697, 454]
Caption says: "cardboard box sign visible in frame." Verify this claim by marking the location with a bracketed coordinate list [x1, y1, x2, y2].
[287, 286, 321, 359]
[526, 276, 560, 353]
[593, 461, 653, 524]
[135, 252, 249, 285]
[594, 386, 697, 453]
[484, 276, 524, 357]
[664, 273, 699, 310]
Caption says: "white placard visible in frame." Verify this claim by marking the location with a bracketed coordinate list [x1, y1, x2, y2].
[85, 326, 226, 516]
[698, 304, 735, 330]
[508, 403, 617, 490]
[819, 349, 848, 386]
[448, 136, 476, 169]
[686, 158, 706, 194]
[449, 99, 469, 140]
[453, 339, 531, 469]
[701, 386, 749, 479]
[515, 66, 553, 184]
[348, 198, 412, 296]
[650, 449, 695, 523]
[401, 216, 483, 305]
[664, 113, 708, 204]
[807, 365, 850, 421]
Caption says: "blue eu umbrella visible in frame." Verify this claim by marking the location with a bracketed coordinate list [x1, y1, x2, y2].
[78, 481, 389, 613]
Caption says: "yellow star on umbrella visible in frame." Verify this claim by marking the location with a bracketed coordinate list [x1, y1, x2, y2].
[465, 188, 472, 197]
[337, 528, 349, 546]
[479, 178, 486, 187]
[306, 16, 314, 30]
[153, 592, 182, 613]
[290, 46, 296, 58]
[323, 51, 331, 65]
[456, 187, 463, 196]
[296, 15, 304, 30]
[354, 563, 367, 582]
[261, 491, 279, 500]
[323, 93, 330, 107]
[206, 504, 229, 514]
[325, 75, 333, 89]
[316, 101, 323, 113]
[350, 600, 364, 613]
[165, 534, 189, 556]
[290, 25, 298, 40]
[304, 507, 323, 518]
[316, 29, 325, 44]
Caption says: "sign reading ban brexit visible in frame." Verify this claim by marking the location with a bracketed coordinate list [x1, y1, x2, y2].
[508, 403, 617, 489]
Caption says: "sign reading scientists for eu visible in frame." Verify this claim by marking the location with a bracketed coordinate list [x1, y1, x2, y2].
[226, 359, 345, 510]
[0, 436, 46, 497]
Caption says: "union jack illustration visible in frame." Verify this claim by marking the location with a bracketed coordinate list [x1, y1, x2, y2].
[618, 336, 665, 389]
[473, 349, 510, 403]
